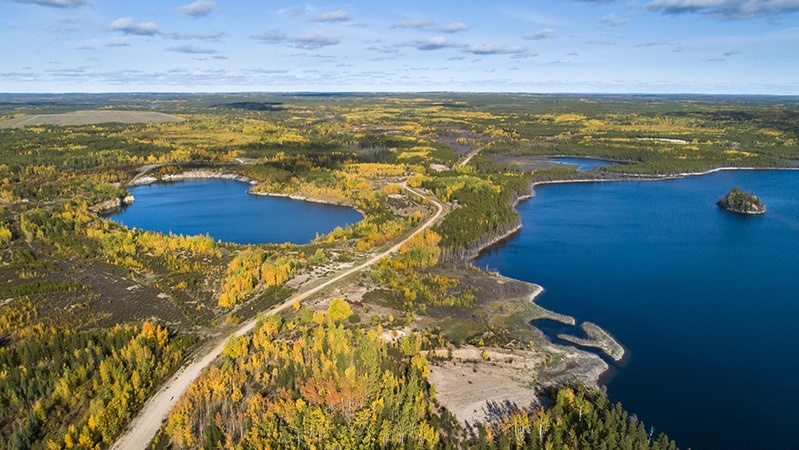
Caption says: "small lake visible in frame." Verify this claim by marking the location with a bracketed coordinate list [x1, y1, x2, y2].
[109, 179, 363, 245]
[539, 157, 617, 171]
[476, 170, 799, 450]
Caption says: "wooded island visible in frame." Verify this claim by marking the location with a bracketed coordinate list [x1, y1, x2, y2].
[718, 187, 766, 215]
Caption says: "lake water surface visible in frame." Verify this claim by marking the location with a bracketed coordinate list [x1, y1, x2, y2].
[476, 170, 799, 450]
[540, 157, 617, 171]
[110, 179, 363, 245]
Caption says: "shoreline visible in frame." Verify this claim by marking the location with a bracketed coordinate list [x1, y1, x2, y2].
[466, 165, 793, 381]
[557, 322, 626, 362]
[469, 165, 799, 262]
[536, 154, 631, 164]
[249, 190, 366, 217]
[128, 169, 257, 187]
[124, 168, 366, 218]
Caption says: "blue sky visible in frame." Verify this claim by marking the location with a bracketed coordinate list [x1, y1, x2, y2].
[2, 0, 799, 94]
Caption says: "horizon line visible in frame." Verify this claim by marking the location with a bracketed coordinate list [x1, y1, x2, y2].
[1, 90, 799, 98]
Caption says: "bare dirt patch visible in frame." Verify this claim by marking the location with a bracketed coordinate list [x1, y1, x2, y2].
[0, 110, 184, 128]
[428, 346, 544, 426]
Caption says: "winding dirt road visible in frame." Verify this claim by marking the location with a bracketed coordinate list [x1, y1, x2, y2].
[456, 146, 483, 167]
[111, 185, 444, 450]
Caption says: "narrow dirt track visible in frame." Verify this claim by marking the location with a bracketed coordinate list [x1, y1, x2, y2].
[457, 146, 483, 167]
[111, 185, 444, 450]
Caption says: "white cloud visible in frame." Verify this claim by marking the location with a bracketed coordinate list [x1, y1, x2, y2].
[180, 0, 216, 17]
[292, 33, 341, 49]
[391, 19, 435, 30]
[524, 28, 556, 40]
[367, 45, 400, 54]
[600, 13, 628, 27]
[278, 5, 310, 16]
[316, 9, 350, 22]
[251, 30, 287, 44]
[466, 43, 527, 55]
[441, 22, 469, 33]
[109, 17, 159, 36]
[164, 31, 226, 41]
[107, 38, 130, 47]
[647, 0, 799, 18]
[252, 30, 340, 50]
[167, 45, 217, 54]
[408, 36, 458, 51]
[12, 0, 85, 7]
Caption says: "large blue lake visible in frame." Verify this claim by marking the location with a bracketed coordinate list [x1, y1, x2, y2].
[476, 170, 799, 450]
[110, 179, 363, 245]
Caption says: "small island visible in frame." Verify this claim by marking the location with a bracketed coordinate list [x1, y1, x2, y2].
[718, 187, 766, 215]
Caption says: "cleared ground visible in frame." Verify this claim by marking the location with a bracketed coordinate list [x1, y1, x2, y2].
[428, 346, 545, 426]
[0, 110, 184, 127]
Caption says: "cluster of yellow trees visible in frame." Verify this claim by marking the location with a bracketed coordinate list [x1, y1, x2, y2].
[250, 165, 375, 208]
[344, 162, 408, 179]
[320, 211, 423, 252]
[163, 310, 440, 449]
[21, 202, 219, 270]
[0, 224, 11, 246]
[371, 229, 474, 309]
[217, 247, 305, 308]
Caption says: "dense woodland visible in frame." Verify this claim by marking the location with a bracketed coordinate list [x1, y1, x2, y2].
[156, 309, 677, 450]
[1, 323, 194, 449]
[1, 93, 798, 448]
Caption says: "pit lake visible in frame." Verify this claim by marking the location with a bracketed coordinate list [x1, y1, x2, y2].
[539, 157, 618, 172]
[476, 170, 799, 450]
[109, 179, 363, 245]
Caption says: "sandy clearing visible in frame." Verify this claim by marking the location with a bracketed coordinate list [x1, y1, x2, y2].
[427, 346, 545, 426]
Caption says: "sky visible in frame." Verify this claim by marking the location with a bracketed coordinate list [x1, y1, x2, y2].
[2, 0, 799, 94]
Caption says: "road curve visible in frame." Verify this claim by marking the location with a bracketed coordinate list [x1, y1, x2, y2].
[111, 185, 444, 450]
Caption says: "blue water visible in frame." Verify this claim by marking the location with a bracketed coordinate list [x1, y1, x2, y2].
[109, 179, 363, 245]
[540, 157, 617, 171]
[476, 170, 799, 450]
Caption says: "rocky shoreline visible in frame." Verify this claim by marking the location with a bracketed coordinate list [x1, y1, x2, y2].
[557, 322, 626, 361]
[90, 195, 135, 214]
[129, 170, 257, 186]
[717, 187, 766, 215]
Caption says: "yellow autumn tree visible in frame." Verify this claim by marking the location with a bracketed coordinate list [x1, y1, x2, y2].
[326, 298, 352, 322]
